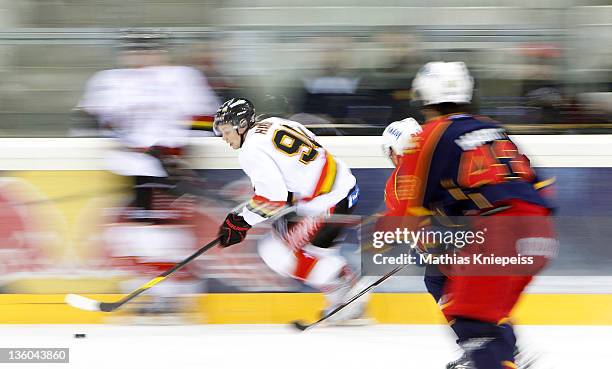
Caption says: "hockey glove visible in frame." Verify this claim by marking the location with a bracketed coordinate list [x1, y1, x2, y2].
[144, 146, 185, 178]
[218, 213, 252, 247]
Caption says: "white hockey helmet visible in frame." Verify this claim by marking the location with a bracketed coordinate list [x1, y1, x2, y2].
[412, 61, 474, 106]
[381, 117, 422, 157]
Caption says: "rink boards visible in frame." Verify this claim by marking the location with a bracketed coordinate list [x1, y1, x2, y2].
[0, 135, 611, 324]
[2, 293, 612, 325]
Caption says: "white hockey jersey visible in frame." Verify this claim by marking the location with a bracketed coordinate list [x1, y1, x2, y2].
[238, 117, 357, 226]
[78, 65, 220, 148]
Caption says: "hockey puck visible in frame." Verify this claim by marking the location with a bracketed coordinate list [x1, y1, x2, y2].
[74, 334, 86, 338]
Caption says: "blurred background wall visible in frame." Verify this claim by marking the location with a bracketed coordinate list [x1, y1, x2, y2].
[0, 1, 609, 136]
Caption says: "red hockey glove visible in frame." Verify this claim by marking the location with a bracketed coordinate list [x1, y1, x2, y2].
[218, 213, 251, 247]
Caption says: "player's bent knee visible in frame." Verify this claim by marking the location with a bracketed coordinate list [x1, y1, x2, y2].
[258, 235, 348, 288]
[257, 234, 295, 278]
[301, 245, 346, 288]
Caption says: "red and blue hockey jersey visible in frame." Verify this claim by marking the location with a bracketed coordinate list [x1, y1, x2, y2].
[385, 113, 553, 217]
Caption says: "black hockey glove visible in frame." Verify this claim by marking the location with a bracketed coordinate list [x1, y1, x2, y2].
[218, 213, 251, 247]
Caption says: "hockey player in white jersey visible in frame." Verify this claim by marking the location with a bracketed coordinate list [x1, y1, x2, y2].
[74, 30, 221, 320]
[75, 30, 220, 207]
[214, 98, 368, 324]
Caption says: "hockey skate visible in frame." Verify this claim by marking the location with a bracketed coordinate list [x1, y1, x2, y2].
[514, 346, 538, 369]
[446, 351, 471, 369]
[321, 271, 375, 326]
[445, 346, 538, 369]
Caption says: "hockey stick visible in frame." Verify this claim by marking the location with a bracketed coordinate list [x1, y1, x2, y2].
[65, 235, 221, 312]
[65, 204, 296, 312]
[291, 262, 408, 331]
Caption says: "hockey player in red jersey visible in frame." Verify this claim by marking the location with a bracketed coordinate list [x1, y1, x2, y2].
[381, 118, 423, 215]
[213, 98, 369, 324]
[382, 62, 556, 369]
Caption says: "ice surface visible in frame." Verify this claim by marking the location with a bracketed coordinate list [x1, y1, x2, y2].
[0, 324, 609, 369]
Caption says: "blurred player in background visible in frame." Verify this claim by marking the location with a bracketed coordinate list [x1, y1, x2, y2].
[382, 62, 556, 369]
[74, 29, 221, 213]
[73, 29, 221, 321]
[214, 98, 369, 324]
[380, 117, 422, 172]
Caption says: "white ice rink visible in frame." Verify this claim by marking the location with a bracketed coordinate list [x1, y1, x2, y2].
[1, 324, 610, 369]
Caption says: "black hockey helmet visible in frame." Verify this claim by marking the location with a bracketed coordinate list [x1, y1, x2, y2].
[213, 98, 256, 136]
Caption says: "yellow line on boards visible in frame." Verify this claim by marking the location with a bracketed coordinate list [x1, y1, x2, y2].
[0, 293, 610, 325]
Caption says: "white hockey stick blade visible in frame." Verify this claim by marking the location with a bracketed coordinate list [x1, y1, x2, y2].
[65, 294, 102, 312]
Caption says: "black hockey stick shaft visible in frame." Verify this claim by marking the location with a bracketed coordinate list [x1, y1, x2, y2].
[98, 236, 221, 312]
[292, 262, 408, 331]
[97, 203, 296, 311]
[67, 204, 289, 312]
